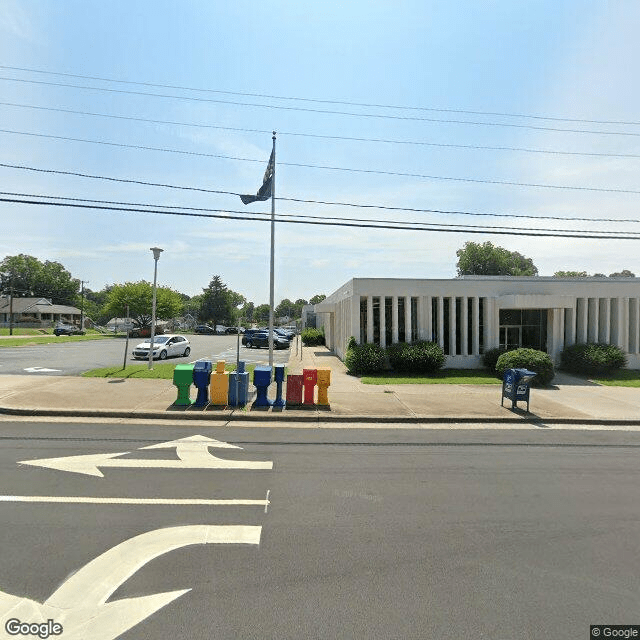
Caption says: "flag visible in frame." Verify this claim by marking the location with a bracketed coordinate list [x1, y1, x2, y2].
[240, 149, 274, 204]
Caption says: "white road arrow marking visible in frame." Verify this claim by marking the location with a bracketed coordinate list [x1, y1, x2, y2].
[0, 525, 261, 640]
[24, 367, 61, 372]
[17, 434, 273, 477]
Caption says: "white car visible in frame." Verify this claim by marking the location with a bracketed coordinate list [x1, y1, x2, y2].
[132, 334, 191, 360]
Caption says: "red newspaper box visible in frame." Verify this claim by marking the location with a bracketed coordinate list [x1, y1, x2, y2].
[303, 368, 317, 405]
[286, 374, 303, 405]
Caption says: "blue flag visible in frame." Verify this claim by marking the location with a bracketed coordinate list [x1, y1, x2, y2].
[240, 149, 274, 204]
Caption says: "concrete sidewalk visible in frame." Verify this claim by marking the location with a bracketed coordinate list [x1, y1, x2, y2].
[0, 344, 639, 424]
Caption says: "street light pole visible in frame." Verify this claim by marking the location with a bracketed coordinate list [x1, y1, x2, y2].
[148, 247, 163, 370]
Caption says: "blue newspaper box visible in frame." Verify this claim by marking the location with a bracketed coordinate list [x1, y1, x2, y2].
[192, 360, 213, 407]
[253, 365, 273, 407]
[501, 368, 537, 412]
[229, 361, 249, 407]
[273, 364, 286, 407]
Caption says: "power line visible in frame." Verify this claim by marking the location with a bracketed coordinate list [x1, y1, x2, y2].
[2, 130, 640, 195]
[2, 189, 635, 236]
[2, 100, 639, 159]
[2, 75, 639, 137]
[2, 196, 639, 240]
[1, 161, 639, 224]
[2, 63, 639, 127]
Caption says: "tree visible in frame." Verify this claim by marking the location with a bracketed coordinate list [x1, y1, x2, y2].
[0, 254, 80, 305]
[309, 294, 326, 305]
[609, 270, 636, 278]
[553, 271, 588, 278]
[456, 242, 538, 276]
[201, 275, 234, 328]
[254, 304, 270, 324]
[240, 301, 255, 323]
[275, 298, 295, 319]
[102, 281, 183, 328]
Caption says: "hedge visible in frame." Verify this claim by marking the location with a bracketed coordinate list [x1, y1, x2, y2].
[386, 341, 445, 374]
[301, 328, 325, 346]
[495, 348, 555, 386]
[344, 342, 386, 375]
[560, 342, 627, 376]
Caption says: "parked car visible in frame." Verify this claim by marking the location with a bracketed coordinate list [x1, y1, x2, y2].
[194, 324, 216, 334]
[242, 330, 289, 350]
[129, 325, 164, 338]
[275, 328, 294, 340]
[132, 334, 191, 360]
[53, 323, 85, 336]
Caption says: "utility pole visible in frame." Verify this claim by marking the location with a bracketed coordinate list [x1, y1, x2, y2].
[80, 280, 88, 330]
[8, 283, 14, 336]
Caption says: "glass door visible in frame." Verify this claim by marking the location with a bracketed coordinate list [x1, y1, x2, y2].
[499, 326, 521, 350]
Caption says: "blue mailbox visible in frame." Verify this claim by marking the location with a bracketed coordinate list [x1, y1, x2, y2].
[501, 368, 537, 412]
[192, 360, 213, 407]
[229, 361, 249, 407]
[273, 364, 286, 407]
[253, 365, 273, 407]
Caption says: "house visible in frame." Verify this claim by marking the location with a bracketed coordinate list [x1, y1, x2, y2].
[0, 297, 82, 327]
[315, 276, 640, 368]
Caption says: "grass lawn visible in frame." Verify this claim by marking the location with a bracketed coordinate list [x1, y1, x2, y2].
[82, 362, 262, 379]
[0, 328, 51, 336]
[361, 369, 502, 385]
[587, 370, 640, 387]
[0, 333, 116, 347]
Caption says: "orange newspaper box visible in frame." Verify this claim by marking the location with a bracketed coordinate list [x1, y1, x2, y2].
[302, 368, 317, 405]
[210, 360, 229, 405]
[316, 367, 331, 405]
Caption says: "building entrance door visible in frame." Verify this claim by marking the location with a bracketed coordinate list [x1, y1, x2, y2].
[499, 326, 521, 350]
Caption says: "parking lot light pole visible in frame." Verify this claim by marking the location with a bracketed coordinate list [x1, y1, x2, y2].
[148, 247, 163, 370]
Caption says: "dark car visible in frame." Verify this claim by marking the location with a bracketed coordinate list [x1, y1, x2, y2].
[194, 324, 216, 334]
[242, 330, 289, 350]
[129, 325, 164, 338]
[53, 323, 85, 336]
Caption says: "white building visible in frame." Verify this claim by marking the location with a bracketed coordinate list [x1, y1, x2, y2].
[315, 277, 640, 368]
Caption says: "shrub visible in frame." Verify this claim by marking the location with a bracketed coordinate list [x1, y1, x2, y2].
[345, 342, 386, 375]
[301, 328, 325, 346]
[482, 347, 508, 374]
[561, 342, 627, 376]
[386, 341, 445, 374]
[495, 348, 555, 386]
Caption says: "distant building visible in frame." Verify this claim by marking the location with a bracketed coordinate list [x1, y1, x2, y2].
[0, 297, 81, 327]
[301, 304, 317, 329]
[315, 277, 640, 367]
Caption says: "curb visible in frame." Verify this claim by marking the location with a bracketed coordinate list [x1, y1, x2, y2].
[3, 406, 640, 426]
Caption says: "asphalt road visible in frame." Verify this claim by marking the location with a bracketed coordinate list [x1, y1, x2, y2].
[0, 334, 292, 375]
[1, 423, 639, 639]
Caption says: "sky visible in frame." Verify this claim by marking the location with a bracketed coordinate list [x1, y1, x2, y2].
[1, 1, 639, 306]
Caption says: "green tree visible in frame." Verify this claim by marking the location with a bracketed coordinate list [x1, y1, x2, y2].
[309, 294, 326, 305]
[0, 254, 80, 305]
[240, 301, 255, 323]
[609, 270, 636, 278]
[275, 298, 295, 319]
[456, 242, 538, 276]
[553, 271, 588, 278]
[254, 303, 270, 324]
[102, 281, 183, 328]
[201, 275, 234, 328]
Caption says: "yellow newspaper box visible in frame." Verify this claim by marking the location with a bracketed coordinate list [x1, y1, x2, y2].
[210, 360, 229, 405]
[316, 367, 331, 405]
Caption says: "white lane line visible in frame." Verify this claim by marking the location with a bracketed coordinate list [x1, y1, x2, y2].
[264, 489, 270, 513]
[0, 495, 270, 506]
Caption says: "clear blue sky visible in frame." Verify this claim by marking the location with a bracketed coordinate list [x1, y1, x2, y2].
[1, 1, 639, 305]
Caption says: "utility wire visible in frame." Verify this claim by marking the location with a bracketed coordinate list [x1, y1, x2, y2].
[2, 196, 639, 240]
[2, 129, 640, 195]
[2, 63, 639, 126]
[1, 75, 639, 137]
[1, 161, 639, 224]
[2, 100, 639, 159]
[2, 190, 634, 236]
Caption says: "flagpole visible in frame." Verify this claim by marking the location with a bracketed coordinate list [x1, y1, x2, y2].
[268, 131, 276, 368]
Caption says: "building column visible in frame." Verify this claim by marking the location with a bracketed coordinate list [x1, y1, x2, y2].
[437, 296, 444, 350]
[549, 309, 563, 362]
[577, 298, 588, 344]
[391, 297, 399, 344]
[366, 296, 374, 344]
[460, 296, 468, 356]
[588, 298, 599, 343]
[600, 298, 611, 343]
[449, 297, 457, 356]
[405, 296, 412, 343]
[424, 296, 432, 341]
[471, 296, 479, 355]
[484, 297, 498, 350]
[631, 298, 640, 354]
[379, 297, 386, 349]
[620, 297, 629, 352]
[565, 307, 576, 347]
[350, 297, 360, 345]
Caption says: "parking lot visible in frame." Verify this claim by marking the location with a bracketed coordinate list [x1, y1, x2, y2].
[0, 334, 293, 376]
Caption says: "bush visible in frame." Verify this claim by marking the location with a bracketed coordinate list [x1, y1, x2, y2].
[561, 343, 627, 376]
[386, 341, 445, 374]
[301, 328, 325, 346]
[482, 347, 509, 373]
[495, 348, 555, 386]
[345, 343, 386, 375]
